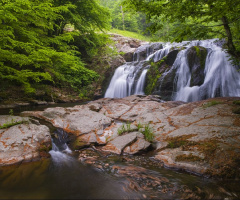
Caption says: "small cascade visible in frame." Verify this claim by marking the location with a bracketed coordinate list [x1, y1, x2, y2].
[49, 129, 74, 166]
[135, 69, 148, 95]
[146, 43, 171, 62]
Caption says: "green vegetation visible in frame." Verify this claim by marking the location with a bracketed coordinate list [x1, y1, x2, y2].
[166, 135, 197, 149]
[0, 109, 27, 129]
[202, 101, 222, 108]
[99, 0, 150, 36]
[145, 59, 166, 95]
[109, 29, 152, 41]
[0, 121, 25, 129]
[141, 124, 154, 142]
[117, 122, 154, 142]
[0, 0, 112, 101]
[233, 100, 240, 105]
[175, 154, 203, 162]
[117, 122, 135, 135]
[123, 0, 240, 58]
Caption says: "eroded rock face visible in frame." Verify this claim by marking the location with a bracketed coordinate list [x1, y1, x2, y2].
[22, 96, 240, 178]
[0, 116, 51, 166]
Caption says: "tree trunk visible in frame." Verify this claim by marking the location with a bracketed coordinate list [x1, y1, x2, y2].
[221, 16, 236, 54]
[121, 6, 125, 31]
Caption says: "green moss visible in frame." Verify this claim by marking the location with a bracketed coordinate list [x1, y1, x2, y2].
[0, 121, 25, 129]
[175, 154, 203, 162]
[193, 46, 208, 69]
[166, 135, 197, 149]
[233, 100, 240, 105]
[233, 107, 240, 114]
[144, 61, 164, 94]
[202, 100, 221, 108]
[38, 143, 52, 152]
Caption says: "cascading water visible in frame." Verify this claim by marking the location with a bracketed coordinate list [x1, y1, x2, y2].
[172, 40, 240, 101]
[134, 69, 148, 95]
[105, 39, 240, 101]
[49, 129, 74, 166]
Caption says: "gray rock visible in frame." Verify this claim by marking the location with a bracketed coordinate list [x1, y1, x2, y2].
[101, 132, 138, 154]
[0, 115, 51, 166]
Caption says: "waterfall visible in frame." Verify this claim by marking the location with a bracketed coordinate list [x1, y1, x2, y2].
[134, 69, 148, 95]
[105, 39, 240, 101]
[172, 40, 240, 101]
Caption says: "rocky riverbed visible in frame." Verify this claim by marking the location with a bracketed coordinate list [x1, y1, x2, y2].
[10, 95, 238, 178]
[0, 95, 240, 198]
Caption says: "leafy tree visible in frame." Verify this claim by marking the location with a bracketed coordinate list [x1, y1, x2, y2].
[122, 0, 240, 57]
[0, 0, 111, 97]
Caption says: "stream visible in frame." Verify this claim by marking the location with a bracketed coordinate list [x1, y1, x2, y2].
[0, 105, 239, 199]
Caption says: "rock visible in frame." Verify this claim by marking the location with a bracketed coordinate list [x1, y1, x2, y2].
[0, 116, 51, 166]
[155, 148, 207, 175]
[187, 46, 207, 87]
[30, 100, 48, 105]
[101, 132, 138, 154]
[21, 95, 240, 178]
[109, 33, 146, 62]
[145, 49, 180, 100]
[124, 137, 151, 154]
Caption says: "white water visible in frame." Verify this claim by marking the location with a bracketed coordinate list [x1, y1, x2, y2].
[105, 39, 240, 101]
[172, 40, 240, 101]
[49, 129, 74, 166]
[135, 69, 148, 95]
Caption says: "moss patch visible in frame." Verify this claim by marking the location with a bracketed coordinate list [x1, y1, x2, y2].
[202, 100, 222, 108]
[175, 154, 203, 162]
[166, 135, 197, 149]
[144, 59, 165, 95]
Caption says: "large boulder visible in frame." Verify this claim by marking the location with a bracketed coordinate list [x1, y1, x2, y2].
[0, 116, 51, 166]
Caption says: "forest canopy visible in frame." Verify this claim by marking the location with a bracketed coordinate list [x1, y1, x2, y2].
[122, 0, 240, 57]
[0, 0, 111, 96]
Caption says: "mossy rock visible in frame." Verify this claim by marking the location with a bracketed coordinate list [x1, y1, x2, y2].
[144, 49, 179, 100]
[187, 46, 208, 87]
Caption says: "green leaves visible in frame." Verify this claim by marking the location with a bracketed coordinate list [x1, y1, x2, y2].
[0, 0, 109, 96]
[123, 0, 240, 56]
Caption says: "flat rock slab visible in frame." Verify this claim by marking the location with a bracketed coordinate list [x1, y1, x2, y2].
[0, 116, 51, 166]
[124, 137, 151, 154]
[102, 132, 138, 154]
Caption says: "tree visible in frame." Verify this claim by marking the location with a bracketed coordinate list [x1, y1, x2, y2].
[0, 0, 111, 96]
[122, 0, 240, 57]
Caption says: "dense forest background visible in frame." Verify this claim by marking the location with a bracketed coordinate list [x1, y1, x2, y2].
[0, 0, 239, 104]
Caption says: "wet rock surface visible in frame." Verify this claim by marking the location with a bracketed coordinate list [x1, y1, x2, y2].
[21, 95, 240, 178]
[0, 116, 51, 166]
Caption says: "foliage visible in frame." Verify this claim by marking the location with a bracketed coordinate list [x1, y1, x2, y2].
[122, 0, 240, 57]
[0, 0, 110, 98]
[109, 28, 152, 41]
[117, 121, 155, 142]
[99, 0, 150, 36]
[141, 123, 154, 142]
